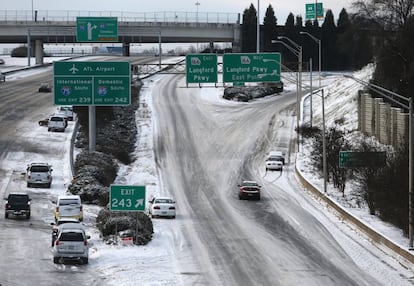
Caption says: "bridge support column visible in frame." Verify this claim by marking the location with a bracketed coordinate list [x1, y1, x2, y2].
[122, 43, 130, 57]
[209, 42, 214, 53]
[35, 39, 44, 65]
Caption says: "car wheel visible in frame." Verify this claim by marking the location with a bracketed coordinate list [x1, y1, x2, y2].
[27, 182, 30, 188]
[5, 213, 8, 219]
[82, 258, 88, 264]
[47, 182, 51, 188]
[171, 215, 176, 219]
[26, 213, 30, 219]
[47, 128, 51, 132]
[53, 257, 59, 264]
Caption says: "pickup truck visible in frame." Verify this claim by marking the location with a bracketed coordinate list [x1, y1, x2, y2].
[4, 193, 31, 219]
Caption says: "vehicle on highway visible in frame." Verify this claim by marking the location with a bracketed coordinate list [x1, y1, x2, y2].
[51, 218, 81, 247]
[238, 180, 261, 200]
[47, 114, 66, 132]
[57, 106, 74, 121]
[4, 193, 31, 219]
[268, 150, 285, 165]
[147, 197, 176, 219]
[38, 117, 49, 126]
[26, 162, 53, 188]
[265, 156, 283, 171]
[54, 195, 83, 222]
[38, 83, 51, 92]
[53, 223, 90, 264]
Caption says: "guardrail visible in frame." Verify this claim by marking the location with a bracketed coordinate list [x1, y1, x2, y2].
[0, 10, 240, 24]
[294, 164, 414, 268]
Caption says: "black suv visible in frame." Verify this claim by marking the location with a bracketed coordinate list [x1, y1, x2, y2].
[4, 193, 31, 219]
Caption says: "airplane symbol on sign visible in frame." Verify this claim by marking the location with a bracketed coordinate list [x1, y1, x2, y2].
[69, 64, 79, 74]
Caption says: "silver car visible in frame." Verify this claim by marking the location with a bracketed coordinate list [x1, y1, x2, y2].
[53, 223, 90, 264]
[26, 162, 52, 188]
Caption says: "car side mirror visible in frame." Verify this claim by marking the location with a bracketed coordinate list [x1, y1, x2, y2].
[50, 222, 56, 226]
[87, 235, 91, 239]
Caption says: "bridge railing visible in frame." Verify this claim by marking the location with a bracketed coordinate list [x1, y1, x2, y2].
[0, 10, 240, 24]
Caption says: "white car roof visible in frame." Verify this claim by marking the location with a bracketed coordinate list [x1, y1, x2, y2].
[58, 195, 81, 200]
[57, 222, 85, 230]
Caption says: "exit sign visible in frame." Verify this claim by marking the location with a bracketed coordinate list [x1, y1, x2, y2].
[109, 185, 146, 211]
[339, 151, 386, 168]
[76, 17, 118, 42]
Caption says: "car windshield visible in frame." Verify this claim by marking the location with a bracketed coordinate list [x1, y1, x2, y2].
[268, 157, 282, 161]
[30, 166, 49, 172]
[155, 199, 173, 204]
[243, 182, 258, 187]
[59, 232, 84, 241]
[50, 117, 64, 121]
[9, 195, 28, 202]
[59, 199, 80, 206]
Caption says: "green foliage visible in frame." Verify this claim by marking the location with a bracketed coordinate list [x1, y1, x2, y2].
[262, 5, 277, 52]
[241, 4, 257, 52]
[358, 144, 409, 235]
[11, 46, 30, 57]
[96, 208, 154, 245]
[310, 126, 351, 194]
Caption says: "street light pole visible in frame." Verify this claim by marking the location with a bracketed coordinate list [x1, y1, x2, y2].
[344, 74, 413, 248]
[257, 0, 260, 53]
[278, 36, 302, 93]
[300, 31, 321, 88]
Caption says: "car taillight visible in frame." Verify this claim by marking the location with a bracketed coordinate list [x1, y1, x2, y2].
[153, 206, 160, 209]
[55, 240, 60, 246]
[80, 206, 83, 211]
[55, 207, 59, 212]
[5, 203, 10, 209]
[84, 240, 88, 246]
[28, 175, 32, 179]
[47, 175, 51, 180]
[169, 206, 175, 210]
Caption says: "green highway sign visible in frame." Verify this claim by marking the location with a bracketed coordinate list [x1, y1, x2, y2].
[339, 151, 386, 168]
[110, 185, 146, 211]
[76, 17, 118, 42]
[186, 54, 218, 83]
[223, 53, 281, 83]
[53, 61, 130, 106]
[306, 3, 324, 20]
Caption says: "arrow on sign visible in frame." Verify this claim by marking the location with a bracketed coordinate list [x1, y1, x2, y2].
[135, 199, 144, 208]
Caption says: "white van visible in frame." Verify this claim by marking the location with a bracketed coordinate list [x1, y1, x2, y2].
[57, 106, 74, 121]
[54, 195, 83, 222]
[48, 115, 66, 132]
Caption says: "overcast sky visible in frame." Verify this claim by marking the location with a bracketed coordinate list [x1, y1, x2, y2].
[3, 0, 354, 24]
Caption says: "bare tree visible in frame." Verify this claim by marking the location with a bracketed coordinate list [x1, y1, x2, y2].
[352, 0, 414, 29]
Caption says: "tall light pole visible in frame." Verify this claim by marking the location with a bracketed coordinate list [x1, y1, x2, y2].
[195, 1, 200, 23]
[272, 38, 302, 151]
[256, 0, 260, 53]
[278, 36, 302, 93]
[300, 31, 321, 127]
[195, 1, 200, 51]
[300, 31, 321, 88]
[31, 0, 34, 21]
[344, 74, 413, 248]
[311, 88, 327, 193]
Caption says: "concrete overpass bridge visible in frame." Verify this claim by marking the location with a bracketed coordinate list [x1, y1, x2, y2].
[0, 10, 241, 63]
